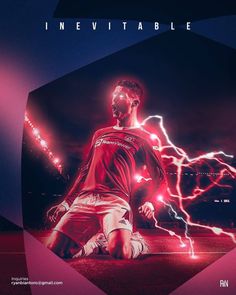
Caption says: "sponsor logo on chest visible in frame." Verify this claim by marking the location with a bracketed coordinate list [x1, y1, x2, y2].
[95, 137, 132, 150]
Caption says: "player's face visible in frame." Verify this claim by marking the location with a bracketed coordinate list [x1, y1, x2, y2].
[111, 86, 134, 119]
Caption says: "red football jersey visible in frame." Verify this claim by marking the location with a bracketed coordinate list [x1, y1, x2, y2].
[65, 126, 166, 205]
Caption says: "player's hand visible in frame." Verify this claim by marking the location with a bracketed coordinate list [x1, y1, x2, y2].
[46, 203, 67, 223]
[138, 202, 155, 219]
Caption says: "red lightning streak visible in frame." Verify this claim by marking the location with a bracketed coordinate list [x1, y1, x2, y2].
[157, 195, 196, 257]
[138, 115, 236, 253]
[24, 113, 63, 174]
[134, 175, 192, 254]
[152, 213, 187, 249]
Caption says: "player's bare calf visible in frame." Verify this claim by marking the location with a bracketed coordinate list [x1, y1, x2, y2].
[47, 231, 80, 258]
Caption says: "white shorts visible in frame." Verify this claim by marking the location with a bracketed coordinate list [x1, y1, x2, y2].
[54, 193, 133, 247]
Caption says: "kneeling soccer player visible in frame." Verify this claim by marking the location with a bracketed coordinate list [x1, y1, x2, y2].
[47, 80, 166, 259]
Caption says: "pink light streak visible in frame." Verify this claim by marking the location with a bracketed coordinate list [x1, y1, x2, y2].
[157, 195, 195, 258]
[152, 213, 187, 249]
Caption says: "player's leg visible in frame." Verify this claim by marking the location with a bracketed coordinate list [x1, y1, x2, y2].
[72, 230, 149, 259]
[102, 209, 149, 259]
[101, 206, 133, 259]
[98, 195, 149, 259]
[47, 210, 100, 258]
[130, 231, 149, 258]
[107, 229, 149, 259]
[108, 228, 132, 259]
[47, 230, 79, 258]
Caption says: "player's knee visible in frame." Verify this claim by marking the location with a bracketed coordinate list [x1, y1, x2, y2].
[109, 241, 131, 259]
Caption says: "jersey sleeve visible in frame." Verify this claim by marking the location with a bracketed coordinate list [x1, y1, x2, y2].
[142, 139, 168, 209]
[63, 131, 98, 206]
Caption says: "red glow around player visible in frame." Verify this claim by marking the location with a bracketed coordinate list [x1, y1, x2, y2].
[53, 158, 60, 164]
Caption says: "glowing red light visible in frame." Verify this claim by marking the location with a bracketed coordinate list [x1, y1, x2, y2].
[24, 112, 63, 174]
[40, 140, 47, 148]
[25, 114, 29, 122]
[135, 174, 141, 180]
[157, 195, 164, 202]
[53, 158, 60, 164]
[33, 128, 39, 136]
[150, 133, 158, 140]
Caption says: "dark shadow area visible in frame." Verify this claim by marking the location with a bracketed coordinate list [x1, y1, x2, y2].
[0, 217, 31, 295]
[54, 0, 236, 23]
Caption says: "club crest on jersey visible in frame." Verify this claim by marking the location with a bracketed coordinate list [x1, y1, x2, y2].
[124, 135, 135, 143]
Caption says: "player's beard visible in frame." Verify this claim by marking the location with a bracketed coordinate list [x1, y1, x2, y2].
[112, 103, 131, 120]
[112, 108, 120, 118]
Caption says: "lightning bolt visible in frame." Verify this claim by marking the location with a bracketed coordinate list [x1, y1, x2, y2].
[136, 114, 236, 257]
[157, 195, 195, 258]
[152, 213, 187, 249]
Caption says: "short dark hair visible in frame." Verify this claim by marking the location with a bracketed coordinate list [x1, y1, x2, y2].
[116, 80, 143, 100]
